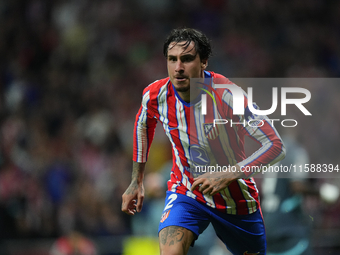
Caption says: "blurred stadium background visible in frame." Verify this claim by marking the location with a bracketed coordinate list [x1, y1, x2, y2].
[0, 0, 340, 254]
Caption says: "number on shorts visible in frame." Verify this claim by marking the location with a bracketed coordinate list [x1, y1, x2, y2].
[164, 194, 178, 211]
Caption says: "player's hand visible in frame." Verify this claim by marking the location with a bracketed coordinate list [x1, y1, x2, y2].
[191, 165, 246, 196]
[121, 182, 144, 215]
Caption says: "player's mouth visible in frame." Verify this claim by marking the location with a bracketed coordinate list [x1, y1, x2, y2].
[175, 75, 188, 82]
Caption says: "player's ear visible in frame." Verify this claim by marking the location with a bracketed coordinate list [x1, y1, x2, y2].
[201, 59, 208, 69]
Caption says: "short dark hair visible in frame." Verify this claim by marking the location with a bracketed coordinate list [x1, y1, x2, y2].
[163, 28, 212, 61]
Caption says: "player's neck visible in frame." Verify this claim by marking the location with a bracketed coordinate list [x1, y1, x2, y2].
[177, 86, 202, 103]
[177, 91, 190, 103]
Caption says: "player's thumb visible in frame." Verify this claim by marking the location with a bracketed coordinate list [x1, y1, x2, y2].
[137, 194, 144, 212]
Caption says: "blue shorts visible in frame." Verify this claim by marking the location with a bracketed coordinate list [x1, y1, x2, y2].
[158, 191, 266, 255]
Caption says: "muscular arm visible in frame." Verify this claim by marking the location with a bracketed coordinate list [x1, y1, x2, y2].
[121, 161, 146, 215]
[123, 86, 158, 215]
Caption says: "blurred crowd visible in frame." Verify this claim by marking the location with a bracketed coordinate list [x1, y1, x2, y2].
[0, 0, 340, 253]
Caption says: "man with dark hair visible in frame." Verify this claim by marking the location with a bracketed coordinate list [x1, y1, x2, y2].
[163, 28, 212, 62]
[122, 28, 285, 255]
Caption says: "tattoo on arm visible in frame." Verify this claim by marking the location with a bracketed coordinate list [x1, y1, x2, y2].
[131, 161, 145, 182]
[126, 161, 145, 195]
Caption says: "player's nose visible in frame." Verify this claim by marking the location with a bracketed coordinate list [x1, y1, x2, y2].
[175, 60, 184, 72]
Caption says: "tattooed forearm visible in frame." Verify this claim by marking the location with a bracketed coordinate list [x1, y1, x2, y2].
[131, 161, 145, 183]
[124, 162, 146, 195]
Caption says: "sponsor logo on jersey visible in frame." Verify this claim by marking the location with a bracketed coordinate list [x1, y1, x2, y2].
[160, 210, 170, 223]
[189, 145, 210, 166]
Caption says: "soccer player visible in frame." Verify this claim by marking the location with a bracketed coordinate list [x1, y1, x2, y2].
[122, 28, 286, 255]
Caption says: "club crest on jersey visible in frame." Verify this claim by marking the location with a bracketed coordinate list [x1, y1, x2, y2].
[203, 123, 219, 140]
[160, 210, 170, 223]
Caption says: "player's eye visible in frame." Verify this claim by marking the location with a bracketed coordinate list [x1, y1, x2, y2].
[168, 56, 177, 62]
[182, 55, 195, 62]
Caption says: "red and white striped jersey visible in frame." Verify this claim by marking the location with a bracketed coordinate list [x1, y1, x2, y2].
[133, 71, 285, 215]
